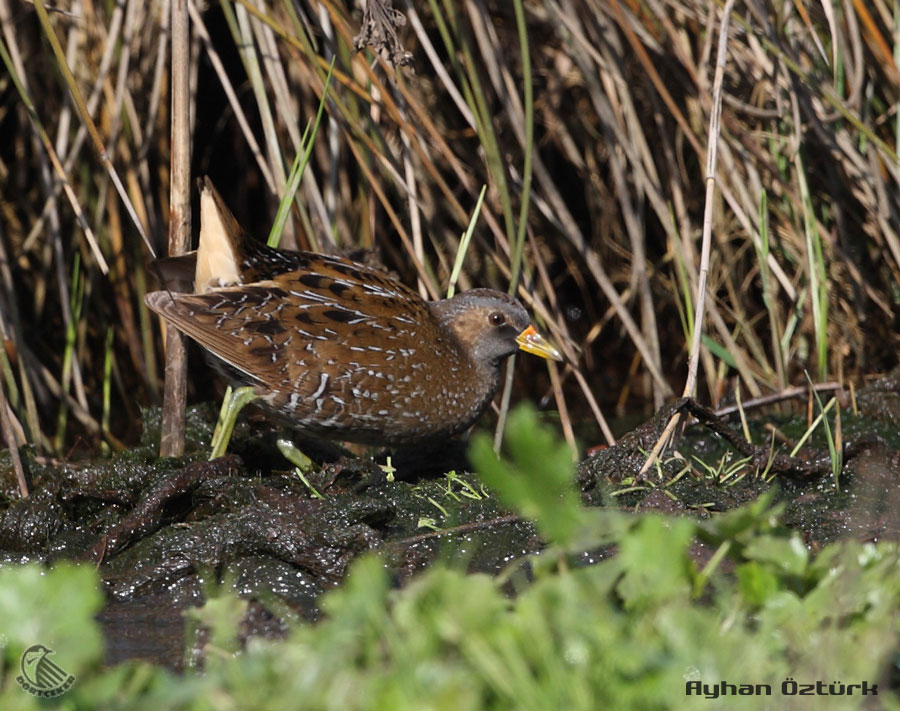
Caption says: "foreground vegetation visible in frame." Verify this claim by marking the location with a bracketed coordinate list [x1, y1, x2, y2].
[1, 409, 898, 709]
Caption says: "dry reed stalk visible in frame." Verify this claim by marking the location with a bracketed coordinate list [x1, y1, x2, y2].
[160, 0, 191, 457]
[2, 0, 898, 456]
[639, 0, 736, 478]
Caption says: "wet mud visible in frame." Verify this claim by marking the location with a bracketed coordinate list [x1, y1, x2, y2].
[1, 369, 898, 668]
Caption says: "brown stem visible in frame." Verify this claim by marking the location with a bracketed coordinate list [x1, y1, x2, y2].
[160, 0, 192, 457]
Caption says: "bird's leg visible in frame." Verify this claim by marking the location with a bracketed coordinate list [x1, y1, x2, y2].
[209, 386, 258, 459]
[276, 438, 321, 497]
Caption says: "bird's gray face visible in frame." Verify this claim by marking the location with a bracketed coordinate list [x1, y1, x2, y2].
[432, 289, 531, 367]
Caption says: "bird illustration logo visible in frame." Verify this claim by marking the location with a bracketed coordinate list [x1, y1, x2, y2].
[16, 644, 75, 697]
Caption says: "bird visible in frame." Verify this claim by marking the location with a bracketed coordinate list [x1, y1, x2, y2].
[145, 178, 561, 448]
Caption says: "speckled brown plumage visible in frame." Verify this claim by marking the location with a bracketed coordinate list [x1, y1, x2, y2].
[145, 178, 560, 445]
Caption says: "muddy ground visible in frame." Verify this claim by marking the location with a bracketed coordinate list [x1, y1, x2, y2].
[1, 369, 898, 668]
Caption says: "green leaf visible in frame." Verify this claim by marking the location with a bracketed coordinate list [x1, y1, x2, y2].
[469, 405, 582, 546]
[743, 534, 809, 576]
[0, 562, 104, 674]
[736, 561, 782, 606]
[698, 488, 781, 541]
[616, 515, 696, 609]
[185, 586, 249, 656]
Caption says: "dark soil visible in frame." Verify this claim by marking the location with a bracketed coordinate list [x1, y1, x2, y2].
[1, 369, 899, 669]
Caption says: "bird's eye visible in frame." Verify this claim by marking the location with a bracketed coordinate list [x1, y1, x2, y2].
[489, 311, 506, 326]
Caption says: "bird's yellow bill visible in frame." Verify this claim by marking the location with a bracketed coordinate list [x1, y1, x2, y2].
[515, 325, 562, 361]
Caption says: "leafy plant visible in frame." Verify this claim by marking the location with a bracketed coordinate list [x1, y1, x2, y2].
[1, 407, 898, 710]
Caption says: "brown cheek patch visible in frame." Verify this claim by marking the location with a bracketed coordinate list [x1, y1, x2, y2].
[448, 308, 489, 342]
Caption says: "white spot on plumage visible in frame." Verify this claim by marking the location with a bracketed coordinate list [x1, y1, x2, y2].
[288, 289, 331, 303]
[310, 373, 330, 400]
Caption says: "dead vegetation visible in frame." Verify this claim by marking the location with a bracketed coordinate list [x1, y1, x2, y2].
[0, 0, 897, 456]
